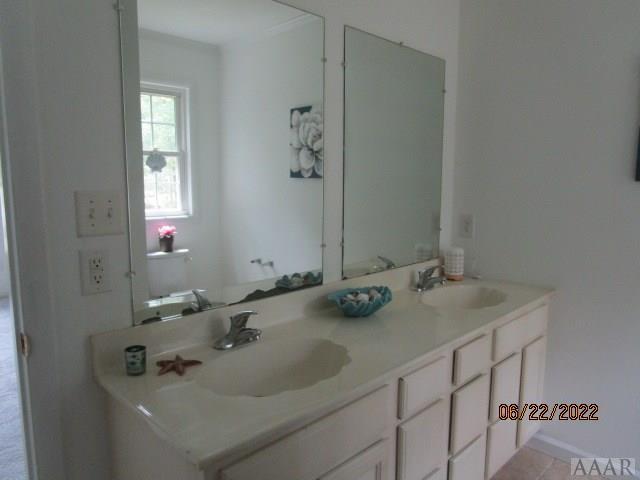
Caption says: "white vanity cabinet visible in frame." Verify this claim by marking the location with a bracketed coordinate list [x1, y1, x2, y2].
[485, 306, 548, 477]
[102, 297, 550, 480]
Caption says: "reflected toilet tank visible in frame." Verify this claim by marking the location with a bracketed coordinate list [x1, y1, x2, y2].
[146, 249, 190, 297]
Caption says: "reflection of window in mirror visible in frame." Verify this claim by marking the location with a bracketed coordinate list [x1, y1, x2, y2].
[140, 83, 191, 218]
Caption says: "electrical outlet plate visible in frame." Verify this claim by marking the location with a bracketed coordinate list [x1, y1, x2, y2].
[460, 213, 475, 239]
[75, 190, 125, 237]
[79, 249, 111, 295]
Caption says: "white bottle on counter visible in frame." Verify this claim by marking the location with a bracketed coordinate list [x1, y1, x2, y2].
[444, 247, 464, 281]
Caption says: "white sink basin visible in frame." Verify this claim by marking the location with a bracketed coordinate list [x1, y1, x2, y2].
[195, 338, 350, 397]
[422, 285, 507, 310]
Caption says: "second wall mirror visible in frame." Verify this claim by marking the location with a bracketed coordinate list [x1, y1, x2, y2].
[342, 27, 445, 279]
[120, 0, 325, 324]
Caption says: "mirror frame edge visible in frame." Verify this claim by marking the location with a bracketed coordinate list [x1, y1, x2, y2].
[117, 0, 160, 324]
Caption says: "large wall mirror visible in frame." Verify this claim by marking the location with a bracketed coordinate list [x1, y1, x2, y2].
[342, 27, 445, 279]
[120, 0, 325, 324]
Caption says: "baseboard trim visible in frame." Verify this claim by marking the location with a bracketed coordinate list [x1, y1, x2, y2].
[528, 432, 594, 463]
[529, 432, 639, 478]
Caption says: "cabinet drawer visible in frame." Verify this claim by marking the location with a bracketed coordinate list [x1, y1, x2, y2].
[398, 356, 449, 419]
[493, 305, 547, 362]
[490, 352, 522, 422]
[448, 434, 486, 480]
[486, 420, 517, 478]
[453, 335, 491, 386]
[450, 374, 490, 455]
[221, 387, 389, 480]
[320, 440, 389, 480]
[397, 399, 449, 480]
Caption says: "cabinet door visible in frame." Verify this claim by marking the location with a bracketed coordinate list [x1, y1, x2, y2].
[397, 399, 449, 480]
[320, 441, 389, 480]
[448, 435, 486, 480]
[486, 420, 517, 478]
[518, 336, 547, 447]
[490, 352, 522, 422]
[221, 387, 388, 480]
[450, 374, 490, 455]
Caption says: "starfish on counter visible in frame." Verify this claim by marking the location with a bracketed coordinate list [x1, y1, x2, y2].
[156, 355, 202, 376]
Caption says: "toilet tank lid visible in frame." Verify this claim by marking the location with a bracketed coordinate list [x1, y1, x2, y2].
[147, 248, 190, 260]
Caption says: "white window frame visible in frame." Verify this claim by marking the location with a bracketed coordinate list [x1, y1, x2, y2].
[141, 82, 193, 219]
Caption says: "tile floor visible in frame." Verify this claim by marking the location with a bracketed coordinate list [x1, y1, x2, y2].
[0, 297, 27, 480]
[492, 446, 613, 480]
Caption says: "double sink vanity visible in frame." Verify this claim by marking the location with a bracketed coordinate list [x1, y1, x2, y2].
[92, 265, 552, 480]
[102, 1, 554, 479]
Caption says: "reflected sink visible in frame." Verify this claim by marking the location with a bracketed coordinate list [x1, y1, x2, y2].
[195, 338, 351, 397]
[422, 285, 507, 310]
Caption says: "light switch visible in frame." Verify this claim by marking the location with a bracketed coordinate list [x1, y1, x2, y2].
[75, 190, 125, 237]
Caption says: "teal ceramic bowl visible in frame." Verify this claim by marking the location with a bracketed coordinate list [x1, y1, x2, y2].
[328, 286, 392, 317]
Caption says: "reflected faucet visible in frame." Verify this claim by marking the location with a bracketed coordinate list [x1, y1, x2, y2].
[190, 289, 213, 312]
[377, 255, 396, 270]
[414, 266, 446, 292]
[214, 311, 261, 350]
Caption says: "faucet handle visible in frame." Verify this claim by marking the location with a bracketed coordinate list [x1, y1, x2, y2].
[419, 265, 440, 279]
[229, 310, 258, 329]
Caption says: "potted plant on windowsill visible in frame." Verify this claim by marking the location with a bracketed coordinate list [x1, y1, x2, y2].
[158, 225, 177, 253]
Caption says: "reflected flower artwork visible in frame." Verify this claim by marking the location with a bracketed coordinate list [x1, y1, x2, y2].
[289, 105, 323, 178]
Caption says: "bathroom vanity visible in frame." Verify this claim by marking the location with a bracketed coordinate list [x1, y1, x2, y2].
[105, 1, 552, 478]
[92, 268, 552, 480]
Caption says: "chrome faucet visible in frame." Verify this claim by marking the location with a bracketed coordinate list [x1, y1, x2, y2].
[414, 266, 446, 292]
[190, 289, 213, 312]
[214, 311, 261, 350]
[377, 255, 397, 270]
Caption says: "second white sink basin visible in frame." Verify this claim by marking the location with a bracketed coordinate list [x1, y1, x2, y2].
[195, 338, 350, 397]
[422, 285, 507, 310]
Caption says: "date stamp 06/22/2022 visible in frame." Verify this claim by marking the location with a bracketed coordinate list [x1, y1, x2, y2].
[498, 403, 599, 421]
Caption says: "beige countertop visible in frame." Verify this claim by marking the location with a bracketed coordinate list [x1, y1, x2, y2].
[92, 278, 552, 470]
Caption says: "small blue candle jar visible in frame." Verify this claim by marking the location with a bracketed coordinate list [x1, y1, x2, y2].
[124, 345, 146, 376]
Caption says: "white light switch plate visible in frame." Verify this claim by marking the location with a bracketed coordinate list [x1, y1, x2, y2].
[79, 249, 111, 295]
[75, 190, 125, 237]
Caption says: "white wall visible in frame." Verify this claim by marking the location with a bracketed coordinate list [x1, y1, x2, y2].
[455, 0, 640, 461]
[220, 18, 324, 285]
[2, 0, 459, 478]
[139, 31, 223, 299]
[2, 0, 132, 478]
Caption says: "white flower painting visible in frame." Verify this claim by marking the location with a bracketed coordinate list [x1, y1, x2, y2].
[290, 105, 323, 178]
